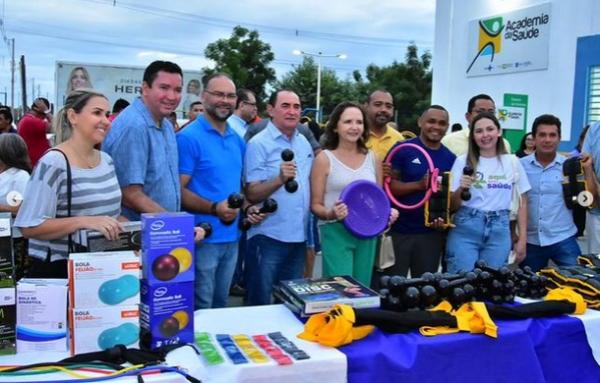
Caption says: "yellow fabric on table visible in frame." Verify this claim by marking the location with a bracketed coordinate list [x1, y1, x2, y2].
[420, 300, 498, 338]
[298, 304, 375, 347]
[544, 287, 587, 315]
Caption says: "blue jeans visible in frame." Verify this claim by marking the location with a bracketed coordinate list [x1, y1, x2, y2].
[194, 242, 238, 309]
[446, 207, 511, 273]
[522, 235, 581, 272]
[232, 232, 247, 287]
[246, 235, 306, 306]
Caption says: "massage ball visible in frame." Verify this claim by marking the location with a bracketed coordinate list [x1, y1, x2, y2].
[152, 254, 180, 281]
[98, 275, 140, 305]
[98, 322, 139, 350]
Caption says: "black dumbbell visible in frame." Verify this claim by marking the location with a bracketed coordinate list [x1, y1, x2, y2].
[419, 285, 438, 308]
[197, 222, 212, 238]
[221, 193, 244, 226]
[388, 275, 407, 296]
[402, 286, 421, 309]
[460, 166, 474, 201]
[449, 287, 467, 307]
[281, 149, 298, 193]
[240, 199, 279, 231]
[474, 260, 512, 281]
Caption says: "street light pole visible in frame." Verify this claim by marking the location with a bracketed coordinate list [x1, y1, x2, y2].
[316, 56, 321, 124]
[293, 49, 347, 123]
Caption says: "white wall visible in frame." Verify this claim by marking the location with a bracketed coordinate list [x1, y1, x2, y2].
[433, 0, 600, 141]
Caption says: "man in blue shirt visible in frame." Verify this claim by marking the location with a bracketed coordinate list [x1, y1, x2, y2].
[177, 74, 263, 309]
[384, 105, 456, 278]
[520, 114, 581, 271]
[244, 90, 313, 305]
[103, 61, 182, 221]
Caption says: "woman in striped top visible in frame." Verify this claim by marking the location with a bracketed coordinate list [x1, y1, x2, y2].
[15, 89, 123, 278]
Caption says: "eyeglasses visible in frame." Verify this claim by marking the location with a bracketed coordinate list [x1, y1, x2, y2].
[473, 108, 496, 114]
[242, 100, 257, 107]
[205, 90, 237, 100]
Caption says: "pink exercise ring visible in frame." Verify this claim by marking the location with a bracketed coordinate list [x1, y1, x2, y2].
[384, 143, 439, 209]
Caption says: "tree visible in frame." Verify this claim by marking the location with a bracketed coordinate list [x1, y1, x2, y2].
[276, 57, 359, 120]
[203, 26, 276, 109]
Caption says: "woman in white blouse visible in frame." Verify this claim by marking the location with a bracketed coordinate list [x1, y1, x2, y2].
[0, 133, 31, 215]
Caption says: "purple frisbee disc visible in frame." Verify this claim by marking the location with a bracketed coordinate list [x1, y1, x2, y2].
[339, 180, 390, 238]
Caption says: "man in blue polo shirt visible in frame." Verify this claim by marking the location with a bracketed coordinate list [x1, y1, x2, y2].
[244, 89, 313, 305]
[384, 105, 455, 278]
[520, 114, 581, 271]
[177, 73, 262, 309]
[103, 61, 182, 220]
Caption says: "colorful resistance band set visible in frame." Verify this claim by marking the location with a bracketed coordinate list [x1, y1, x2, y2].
[196, 331, 309, 366]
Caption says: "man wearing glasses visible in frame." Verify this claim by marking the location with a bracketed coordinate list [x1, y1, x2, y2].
[228, 88, 258, 138]
[177, 74, 264, 309]
[441, 94, 512, 156]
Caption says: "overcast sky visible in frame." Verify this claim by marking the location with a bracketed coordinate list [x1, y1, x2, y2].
[0, 0, 436, 107]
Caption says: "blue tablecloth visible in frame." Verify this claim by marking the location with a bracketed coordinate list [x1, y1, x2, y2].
[341, 314, 600, 383]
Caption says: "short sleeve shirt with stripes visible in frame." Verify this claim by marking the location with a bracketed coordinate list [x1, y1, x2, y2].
[14, 150, 122, 261]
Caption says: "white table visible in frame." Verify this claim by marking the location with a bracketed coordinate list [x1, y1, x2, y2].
[193, 304, 347, 383]
[0, 305, 346, 383]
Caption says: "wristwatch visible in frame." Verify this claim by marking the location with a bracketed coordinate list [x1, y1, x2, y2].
[210, 201, 218, 216]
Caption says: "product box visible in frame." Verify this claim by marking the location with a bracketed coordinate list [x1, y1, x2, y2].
[140, 280, 194, 350]
[69, 305, 140, 355]
[141, 212, 195, 285]
[16, 279, 68, 353]
[0, 288, 16, 355]
[0, 214, 15, 288]
[68, 251, 141, 309]
[74, 221, 141, 252]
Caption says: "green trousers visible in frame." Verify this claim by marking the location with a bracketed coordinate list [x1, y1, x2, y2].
[319, 221, 377, 286]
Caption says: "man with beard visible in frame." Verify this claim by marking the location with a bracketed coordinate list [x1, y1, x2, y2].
[103, 61, 183, 220]
[383, 105, 456, 278]
[364, 90, 405, 162]
[177, 73, 263, 309]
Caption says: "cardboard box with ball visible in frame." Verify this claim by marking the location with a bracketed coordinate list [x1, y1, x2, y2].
[141, 213, 195, 285]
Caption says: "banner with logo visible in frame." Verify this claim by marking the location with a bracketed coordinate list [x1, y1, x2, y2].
[466, 3, 551, 77]
[55, 62, 202, 117]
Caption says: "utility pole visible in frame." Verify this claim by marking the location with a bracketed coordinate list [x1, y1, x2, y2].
[19, 55, 26, 110]
[10, 38, 14, 108]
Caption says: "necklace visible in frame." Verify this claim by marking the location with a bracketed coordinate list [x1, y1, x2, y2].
[69, 145, 99, 169]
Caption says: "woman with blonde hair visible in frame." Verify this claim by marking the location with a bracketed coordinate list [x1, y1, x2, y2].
[66, 66, 93, 93]
[15, 89, 123, 278]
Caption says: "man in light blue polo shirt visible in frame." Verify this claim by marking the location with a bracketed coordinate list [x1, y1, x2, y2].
[177, 73, 259, 309]
[244, 89, 314, 305]
[520, 114, 581, 271]
[582, 120, 600, 253]
[103, 61, 182, 220]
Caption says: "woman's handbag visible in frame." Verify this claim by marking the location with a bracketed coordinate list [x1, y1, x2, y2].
[25, 148, 73, 278]
[376, 230, 395, 271]
[509, 155, 521, 221]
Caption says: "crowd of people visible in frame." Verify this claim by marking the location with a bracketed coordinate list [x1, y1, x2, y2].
[1, 60, 600, 310]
